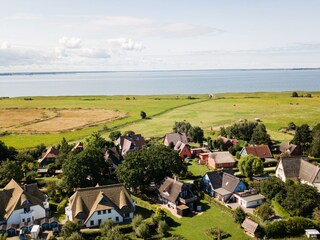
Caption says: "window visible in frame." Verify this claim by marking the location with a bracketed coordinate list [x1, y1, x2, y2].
[115, 217, 119, 222]
[124, 213, 130, 218]
[108, 209, 111, 214]
[102, 210, 106, 214]
[27, 218, 31, 222]
[98, 219, 102, 226]
[97, 210, 101, 215]
[90, 220, 94, 226]
[22, 218, 25, 222]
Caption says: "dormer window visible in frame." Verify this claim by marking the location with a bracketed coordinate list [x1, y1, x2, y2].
[24, 207, 30, 213]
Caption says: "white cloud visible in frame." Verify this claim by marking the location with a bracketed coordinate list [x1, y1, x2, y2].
[91, 16, 151, 27]
[1, 42, 11, 49]
[91, 15, 221, 38]
[107, 38, 145, 51]
[3, 13, 41, 21]
[0, 42, 51, 66]
[59, 37, 82, 49]
[78, 48, 110, 59]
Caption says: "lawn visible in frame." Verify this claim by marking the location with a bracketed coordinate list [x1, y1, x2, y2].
[1, 92, 320, 149]
[187, 160, 214, 177]
[132, 195, 250, 240]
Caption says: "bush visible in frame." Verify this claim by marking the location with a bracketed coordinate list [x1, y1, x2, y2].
[234, 207, 246, 224]
[157, 220, 168, 237]
[291, 91, 299, 97]
[57, 198, 68, 214]
[135, 222, 150, 238]
[132, 214, 143, 228]
[61, 221, 81, 238]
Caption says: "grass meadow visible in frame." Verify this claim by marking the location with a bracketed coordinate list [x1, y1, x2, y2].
[1, 92, 319, 149]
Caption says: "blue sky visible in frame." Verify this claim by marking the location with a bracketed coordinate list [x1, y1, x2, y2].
[1, 0, 320, 72]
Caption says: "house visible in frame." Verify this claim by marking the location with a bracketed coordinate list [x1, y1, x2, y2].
[0, 179, 49, 226]
[202, 170, 247, 201]
[233, 190, 266, 208]
[38, 146, 59, 167]
[199, 152, 210, 165]
[116, 134, 146, 155]
[103, 147, 123, 169]
[214, 173, 248, 203]
[174, 141, 192, 159]
[279, 142, 303, 156]
[65, 184, 135, 227]
[72, 142, 84, 152]
[163, 133, 188, 147]
[240, 145, 272, 160]
[305, 229, 320, 238]
[158, 177, 197, 216]
[190, 147, 208, 158]
[207, 151, 237, 169]
[217, 136, 237, 149]
[241, 218, 260, 238]
[275, 156, 320, 191]
[202, 169, 235, 196]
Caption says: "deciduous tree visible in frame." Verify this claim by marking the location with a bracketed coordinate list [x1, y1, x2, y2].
[238, 154, 263, 178]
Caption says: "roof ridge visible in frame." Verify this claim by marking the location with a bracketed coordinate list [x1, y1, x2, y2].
[77, 183, 124, 192]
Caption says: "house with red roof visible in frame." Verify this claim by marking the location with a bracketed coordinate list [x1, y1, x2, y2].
[240, 145, 272, 160]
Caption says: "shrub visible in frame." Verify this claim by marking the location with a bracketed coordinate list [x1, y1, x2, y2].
[135, 222, 150, 238]
[57, 198, 68, 214]
[157, 220, 168, 237]
[132, 214, 143, 228]
[234, 207, 246, 224]
[61, 221, 81, 239]
[291, 91, 299, 97]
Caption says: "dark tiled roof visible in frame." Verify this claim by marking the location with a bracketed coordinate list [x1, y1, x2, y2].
[205, 169, 235, 190]
[164, 133, 188, 146]
[117, 134, 146, 154]
[221, 173, 240, 193]
[278, 156, 320, 184]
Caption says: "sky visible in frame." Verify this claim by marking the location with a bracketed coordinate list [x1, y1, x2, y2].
[1, 0, 320, 72]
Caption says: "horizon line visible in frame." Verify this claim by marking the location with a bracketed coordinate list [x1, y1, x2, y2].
[1, 67, 320, 76]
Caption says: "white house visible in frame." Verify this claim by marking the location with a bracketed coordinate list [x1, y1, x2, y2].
[233, 191, 266, 208]
[65, 184, 135, 228]
[276, 156, 320, 191]
[0, 179, 49, 226]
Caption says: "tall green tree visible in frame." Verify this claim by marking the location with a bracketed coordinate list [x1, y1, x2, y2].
[59, 137, 73, 155]
[291, 124, 313, 152]
[238, 154, 263, 178]
[189, 126, 204, 144]
[0, 160, 23, 186]
[62, 153, 89, 191]
[140, 111, 147, 119]
[226, 120, 258, 141]
[116, 145, 186, 192]
[109, 131, 121, 141]
[85, 132, 107, 149]
[310, 123, 320, 157]
[234, 207, 246, 224]
[0, 140, 17, 162]
[250, 124, 271, 145]
[173, 121, 193, 136]
[254, 202, 275, 221]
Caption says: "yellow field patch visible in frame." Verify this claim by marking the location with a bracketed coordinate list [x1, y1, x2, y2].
[0, 109, 57, 128]
[1, 108, 126, 133]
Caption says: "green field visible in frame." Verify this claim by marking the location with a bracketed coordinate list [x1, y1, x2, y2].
[1, 92, 319, 149]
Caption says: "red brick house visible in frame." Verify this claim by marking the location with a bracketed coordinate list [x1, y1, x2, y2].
[207, 151, 236, 169]
[174, 141, 192, 159]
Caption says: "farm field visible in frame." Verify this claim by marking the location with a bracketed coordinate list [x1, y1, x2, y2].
[0, 92, 319, 149]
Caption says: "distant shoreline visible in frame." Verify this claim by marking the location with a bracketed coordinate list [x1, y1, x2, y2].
[1, 67, 320, 76]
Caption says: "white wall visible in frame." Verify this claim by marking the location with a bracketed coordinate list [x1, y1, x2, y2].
[245, 199, 264, 208]
[85, 209, 123, 228]
[7, 205, 45, 225]
[275, 161, 286, 182]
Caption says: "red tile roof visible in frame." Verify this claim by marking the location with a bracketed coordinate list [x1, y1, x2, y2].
[244, 145, 272, 158]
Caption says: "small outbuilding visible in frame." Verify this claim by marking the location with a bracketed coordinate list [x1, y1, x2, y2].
[241, 218, 260, 238]
[305, 229, 320, 238]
